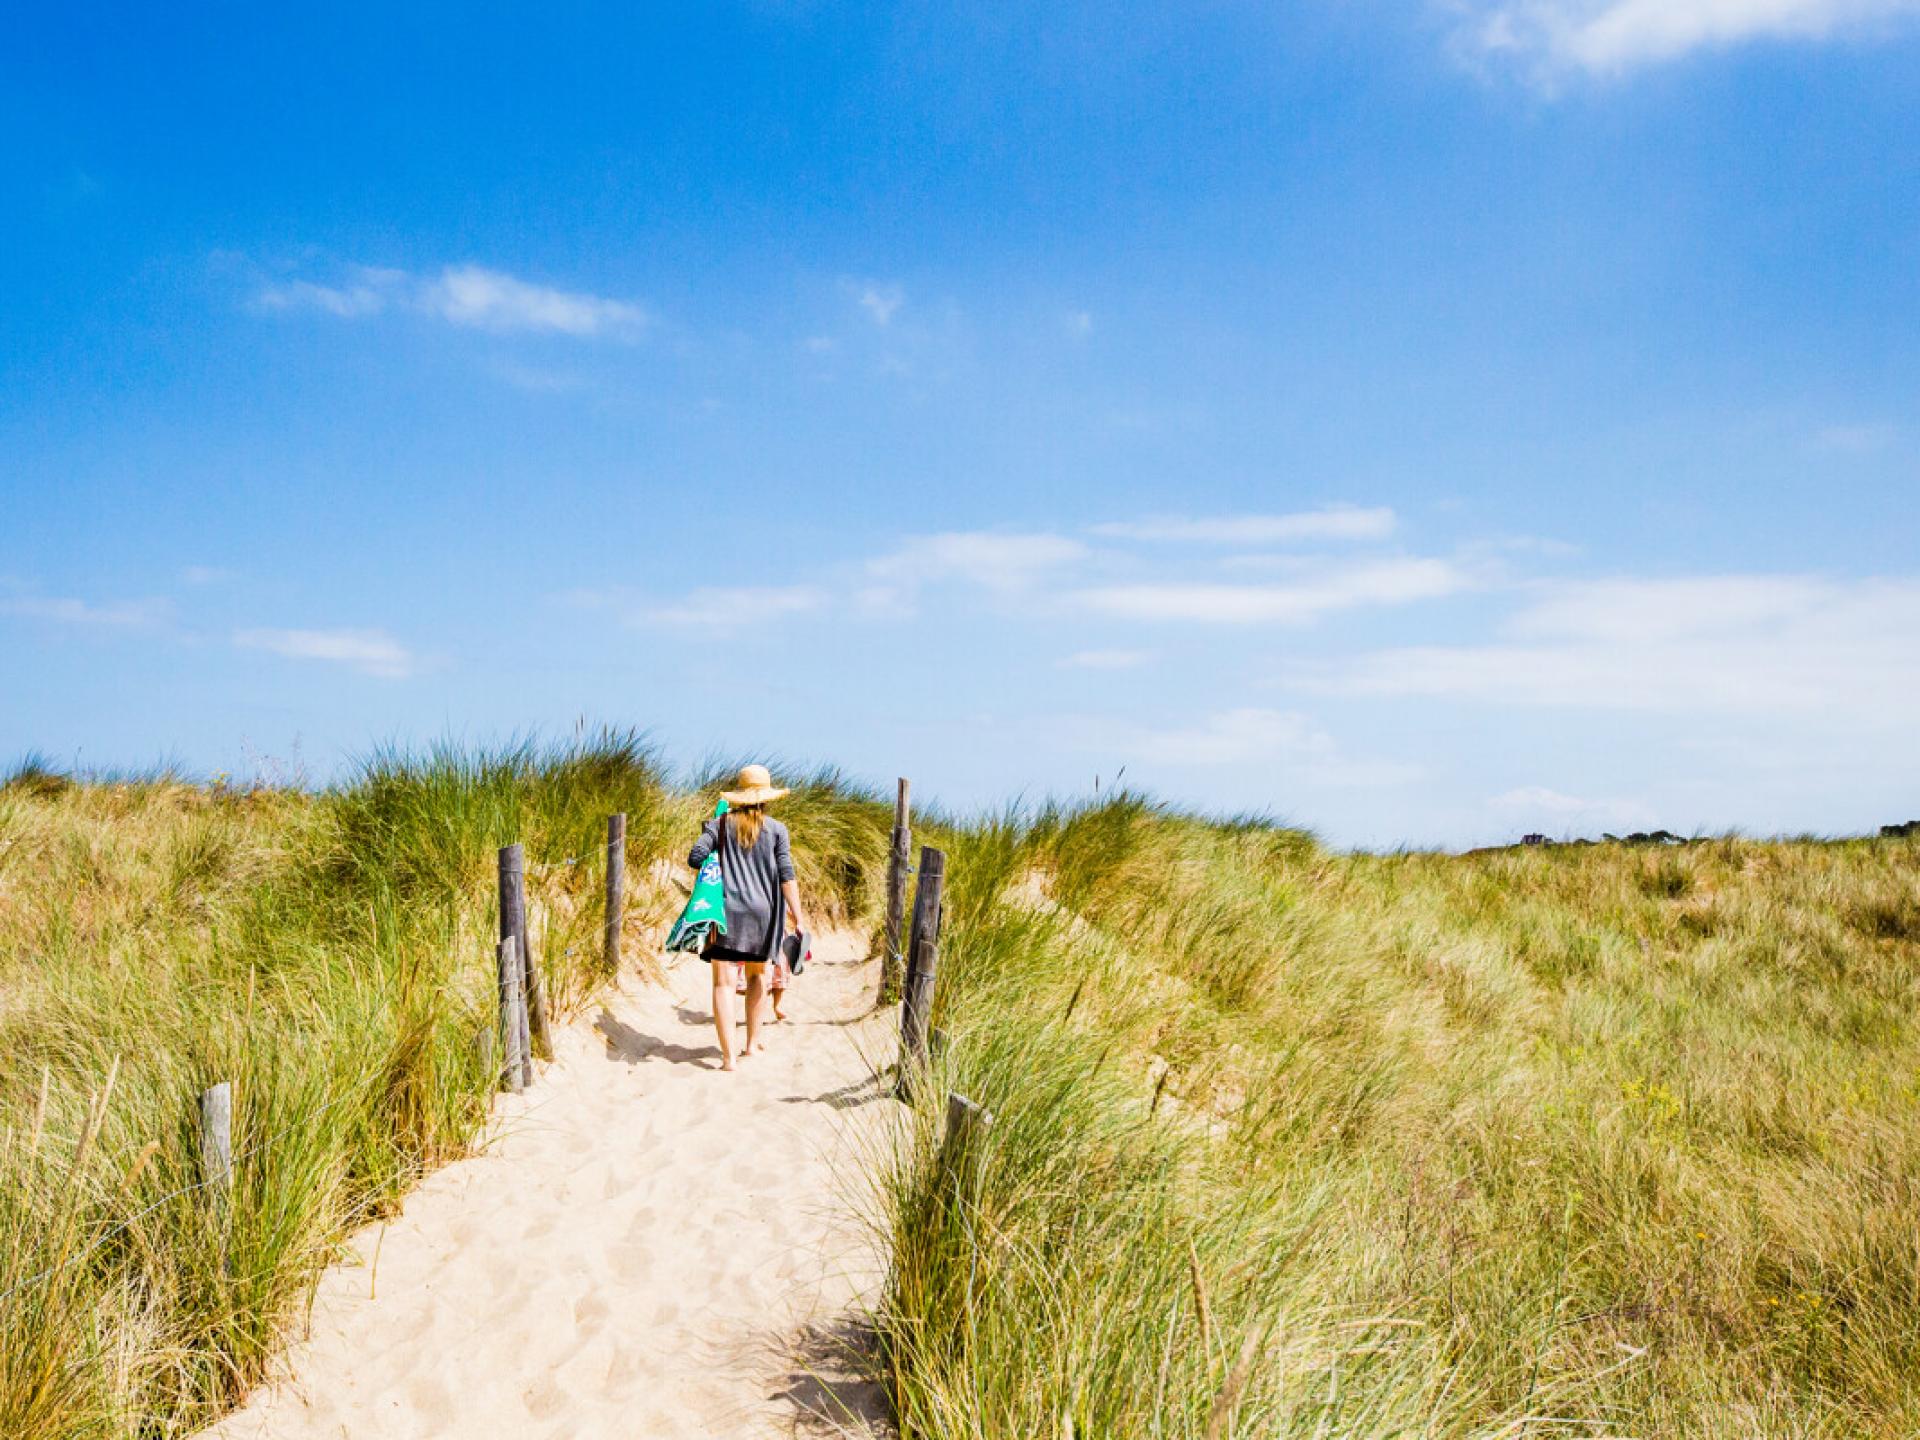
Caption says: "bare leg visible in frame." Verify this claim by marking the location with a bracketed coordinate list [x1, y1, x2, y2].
[711, 965, 737, 1071]
[743, 967, 768, 1055]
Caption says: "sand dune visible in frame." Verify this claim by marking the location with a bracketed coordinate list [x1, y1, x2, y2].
[200, 930, 895, 1439]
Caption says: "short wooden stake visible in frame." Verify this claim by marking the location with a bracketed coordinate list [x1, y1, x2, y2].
[198, 1081, 233, 1189]
[497, 935, 526, 1094]
[938, 1091, 994, 1203]
[881, 778, 912, 1004]
[498, 843, 553, 1060]
[896, 845, 946, 1099]
[943, 1091, 993, 1152]
[603, 813, 626, 975]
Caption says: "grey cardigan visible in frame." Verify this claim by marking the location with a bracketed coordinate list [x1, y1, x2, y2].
[688, 815, 795, 961]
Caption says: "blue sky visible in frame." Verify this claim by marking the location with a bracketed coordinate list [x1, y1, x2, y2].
[4, 2, 1917, 847]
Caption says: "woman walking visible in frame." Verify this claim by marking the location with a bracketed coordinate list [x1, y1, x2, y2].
[688, 765, 810, 1071]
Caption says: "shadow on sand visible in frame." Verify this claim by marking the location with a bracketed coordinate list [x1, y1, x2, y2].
[777, 1317, 892, 1437]
[594, 1009, 722, 1070]
[781, 1070, 892, 1111]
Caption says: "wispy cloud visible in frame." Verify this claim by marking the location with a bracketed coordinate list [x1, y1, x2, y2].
[254, 273, 394, 318]
[1, 594, 171, 627]
[233, 627, 416, 679]
[853, 281, 904, 326]
[422, 265, 644, 336]
[180, 565, 236, 586]
[1813, 422, 1899, 454]
[1058, 648, 1154, 671]
[1456, 0, 1920, 76]
[1488, 785, 1657, 831]
[1064, 310, 1094, 338]
[572, 584, 828, 631]
[1297, 574, 1920, 714]
[868, 531, 1089, 596]
[250, 261, 645, 339]
[1076, 557, 1469, 625]
[1092, 505, 1396, 545]
[1095, 707, 1420, 787]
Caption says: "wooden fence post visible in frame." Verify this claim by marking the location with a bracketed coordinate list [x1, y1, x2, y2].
[942, 1092, 993, 1164]
[199, 1081, 233, 1189]
[897, 845, 946, 1098]
[498, 843, 553, 1060]
[475, 1022, 496, 1084]
[881, 778, 912, 1003]
[497, 934, 527, 1093]
[603, 813, 626, 975]
[936, 1092, 994, 1228]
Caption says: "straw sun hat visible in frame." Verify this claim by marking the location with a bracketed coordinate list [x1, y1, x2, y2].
[721, 763, 789, 806]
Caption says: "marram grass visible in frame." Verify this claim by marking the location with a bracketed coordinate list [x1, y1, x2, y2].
[5, 758, 1917, 1438]
[877, 798, 1920, 1438]
[0, 739, 892, 1437]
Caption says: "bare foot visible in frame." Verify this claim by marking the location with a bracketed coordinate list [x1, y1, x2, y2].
[719, 1060, 736, 1072]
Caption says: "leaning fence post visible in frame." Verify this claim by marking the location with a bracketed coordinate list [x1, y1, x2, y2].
[881, 778, 912, 1003]
[199, 1081, 233, 1190]
[897, 845, 946, 1098]
[603, 813, 626, 975]
[498, 843, 553, 1060]
[497, 934, 527, 1093]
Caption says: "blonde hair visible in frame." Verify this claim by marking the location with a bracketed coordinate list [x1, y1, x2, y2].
[729, 803, 766, 849]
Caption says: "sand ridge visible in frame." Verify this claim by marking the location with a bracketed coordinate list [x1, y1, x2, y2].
[200, 930, 895, 1439]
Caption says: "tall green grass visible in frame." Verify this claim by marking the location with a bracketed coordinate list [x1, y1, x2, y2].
[0, 737, 892, 1437]
[9, 749, 1917, 1438]
[878, 798, 1920, 1437]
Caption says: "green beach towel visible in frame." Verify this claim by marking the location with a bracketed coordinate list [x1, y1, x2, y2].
[665, 800, 729, 953]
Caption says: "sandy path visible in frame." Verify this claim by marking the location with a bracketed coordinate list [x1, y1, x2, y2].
[202, 931, 895, 1439]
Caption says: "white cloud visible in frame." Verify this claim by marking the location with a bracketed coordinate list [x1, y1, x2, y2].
[1058, 648, 1154, 671]
[1064, 310, 1094, 337]
[1076, 557, 1469, 625]
[234, 627, 415, 679]
[486, 360, 586, 393]
[250, 261, 644, 339]
[1813, 422, 1899, 454]
[1458, 0, 1920, 75]
[1298, 574, 1920, 715]
[634, 585, 827, 629]
[179, 565, 236, 586]
[253, 275, 393, 318]
[1488, 785, 1657, 831]
[1092, 505, 1396, 545]
[421, 265, 645, 337]
[1099, 707, 1420, 787]
[869, 531, 1089, 595]
[854, 282, 904, 326]
[1, 595, 170, 627]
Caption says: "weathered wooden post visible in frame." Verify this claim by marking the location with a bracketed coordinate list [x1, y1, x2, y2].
[896, 845, 946, 1098]
[496, 934, 527, 1093]
[941, 1092, 993, 1169]
[199, 1081, 233, 1189]
[881, 778, 912, 1003]
[603, 813, 626, 975]
[474, 1021, 496, 1084]
[498, 843, 553, 1060]
[936, 1093, 994, 1243]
